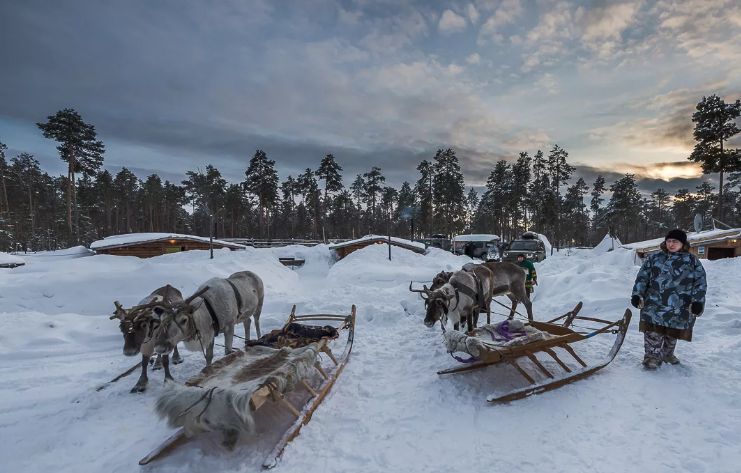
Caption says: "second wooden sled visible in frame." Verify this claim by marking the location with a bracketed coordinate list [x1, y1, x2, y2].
[139, 305, 356, 468]
[438, 302, 631, 403]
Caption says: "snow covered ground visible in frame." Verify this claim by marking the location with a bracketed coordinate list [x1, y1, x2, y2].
[1, 243, 739, 473]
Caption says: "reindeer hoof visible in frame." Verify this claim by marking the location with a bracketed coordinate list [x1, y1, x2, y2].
[130, 384, 146, 393]
[172, 355, 183, 365]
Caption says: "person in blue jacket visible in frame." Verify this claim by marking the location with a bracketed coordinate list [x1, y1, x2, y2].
[631, 229, 707, 370]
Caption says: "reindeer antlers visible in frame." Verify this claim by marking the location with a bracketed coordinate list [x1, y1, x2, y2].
[110, 301, 126, 320]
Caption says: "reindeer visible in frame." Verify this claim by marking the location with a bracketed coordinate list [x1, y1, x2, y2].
[111, 285, 184, 393]
[412, 261, 533, 323]
[154, 271, 264, 366]
[420, 266, 494, 332]
[480, 261, 534, 321]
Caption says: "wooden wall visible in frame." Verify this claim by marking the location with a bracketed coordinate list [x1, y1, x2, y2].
[95, 240, 237, 258]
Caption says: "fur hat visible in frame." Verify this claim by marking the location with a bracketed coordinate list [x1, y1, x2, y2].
[665, 229, 688, 245]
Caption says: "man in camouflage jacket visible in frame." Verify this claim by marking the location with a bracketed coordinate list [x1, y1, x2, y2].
[631, 229, 707, 369]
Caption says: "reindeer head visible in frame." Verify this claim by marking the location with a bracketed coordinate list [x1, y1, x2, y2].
[111, 300, 166, 356]
[430, 271, 453, 291]
[154, 287, 209, 355]
[422, 285, 455, 327]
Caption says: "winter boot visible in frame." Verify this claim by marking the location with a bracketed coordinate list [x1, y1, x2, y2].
[642, 355, 661, 370]
[661, 335, 679, 364]
[663, 354, 680, 365]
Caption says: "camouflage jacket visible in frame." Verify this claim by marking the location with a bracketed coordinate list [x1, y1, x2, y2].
[631, 250, 707, 330]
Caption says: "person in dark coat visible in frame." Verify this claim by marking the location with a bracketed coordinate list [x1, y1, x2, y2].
[631, 229, 707, 370]
[516, 254, 537, 295]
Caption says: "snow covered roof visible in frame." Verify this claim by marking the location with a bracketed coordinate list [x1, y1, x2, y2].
[452, 234, 500, 242]
[89, 233, 247, 251]
[623, 228, 741, 252]
[328, 235, 426, 253]
[0, 252, 25, 268]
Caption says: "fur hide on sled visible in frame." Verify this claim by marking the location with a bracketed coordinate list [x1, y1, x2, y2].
[443, 319, 553, 357]
[155, 344, 320, 449]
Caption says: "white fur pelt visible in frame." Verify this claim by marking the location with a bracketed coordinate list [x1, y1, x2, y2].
[443, 319, 553, 356]
[155, 344, 320, 447]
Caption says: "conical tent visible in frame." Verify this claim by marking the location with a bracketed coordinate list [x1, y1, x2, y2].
[593, 233, 622, 253]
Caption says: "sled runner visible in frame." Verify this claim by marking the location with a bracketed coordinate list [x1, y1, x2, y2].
[138, 305, 356, 468]
[438, 302, 631, 403]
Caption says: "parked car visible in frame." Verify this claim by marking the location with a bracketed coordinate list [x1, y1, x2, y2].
[502, 232, 547, 262]
[452, 234, 501, 260]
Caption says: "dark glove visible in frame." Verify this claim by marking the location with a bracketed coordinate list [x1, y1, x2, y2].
[690, 302, 704, 316]
[630, 295, 642, 309]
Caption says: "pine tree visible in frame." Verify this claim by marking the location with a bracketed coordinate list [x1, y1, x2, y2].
[510, 152, 532, 232]
[363, 167, 385, 230]
[297, 168, 321, 238]
[606, 174, 643, 242]
[562, 178, 589, 245]
[415, 160, 434, 237]
[37, 109, 105, 242]
[672, 189, 695, 231]
[113, 168, 139, 234]
[465, 188, 479, 231]
[432, 148, 465, 236]
[0, 142, 9, 214]
[547, 144, 574, 249]
[396, 181, 416, 238]
[244, 149, 279, 238]
[688, 94, 741, 221]
[316, 154, 343, 199]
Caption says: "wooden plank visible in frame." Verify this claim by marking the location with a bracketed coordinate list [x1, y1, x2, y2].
[139, 429, 187, 465]
[526, 352, 554, 379]
[508, 358, 536, 384]
[560, 344, 588, 367]
[543, 348, 572, 373]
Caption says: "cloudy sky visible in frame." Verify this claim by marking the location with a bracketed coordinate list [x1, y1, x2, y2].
[1, 0, 739, 194]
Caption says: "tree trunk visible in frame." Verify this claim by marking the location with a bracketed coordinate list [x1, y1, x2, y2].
[719, 138, 725, 222]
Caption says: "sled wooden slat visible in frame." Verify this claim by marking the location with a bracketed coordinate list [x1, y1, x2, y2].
[508, 359, 536, 384]
[526, 352, 554, 379]
[543, 348, 572, 373]
[438, 303, 632, 404]
[560, 343, 588, 368]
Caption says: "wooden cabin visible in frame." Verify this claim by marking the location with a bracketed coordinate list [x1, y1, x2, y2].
[90, 233, 246, 258]
[328, 235, 427, 260]
[625, 228, 741, 260]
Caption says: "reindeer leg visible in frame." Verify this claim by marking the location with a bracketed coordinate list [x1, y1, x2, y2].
[131, 355, 149, 393]
[205, 340, 214, 366]
[254, 313, 261, 338]
[162, 354, 174, 383]
[523, 294, 534, 321]
[224, 325, 234, 355]
[243, 317, 252, 344]
[152, 354, 163, 371]
[507, 294, 518, 320]
[171, 345, 183, 365]
[512, 286, 534, 321]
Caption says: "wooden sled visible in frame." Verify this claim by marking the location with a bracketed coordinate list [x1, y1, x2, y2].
[437, 302, 631, 403]
[139, 305, 356, 468]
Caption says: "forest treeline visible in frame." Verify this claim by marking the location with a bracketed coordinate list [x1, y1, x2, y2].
[1, 94, 739, 251]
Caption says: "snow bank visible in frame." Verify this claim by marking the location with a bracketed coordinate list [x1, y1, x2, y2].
[0, 252, 25, 267]
[0, 247, 296, 316]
